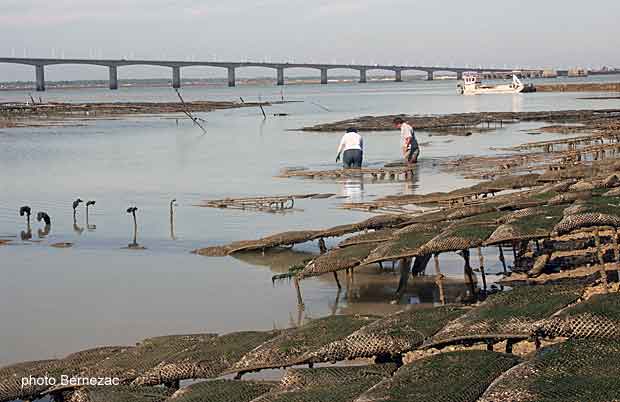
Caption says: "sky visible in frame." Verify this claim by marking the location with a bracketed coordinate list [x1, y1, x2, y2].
[0, 0, 619, 81]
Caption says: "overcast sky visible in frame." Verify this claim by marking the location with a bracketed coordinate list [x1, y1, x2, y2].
[1, 0, 619, 81]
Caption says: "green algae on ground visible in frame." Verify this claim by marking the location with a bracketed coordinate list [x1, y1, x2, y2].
[338, 228, 396, 248]
[535, 292, 620, 340]
[480, 339, 620, 402]
[486, 205, 567, 244]
[357, 350, 521, 402]
[279, 364, 397, 390]
[428, 285, 583, 346]
[133, 331, 281, 386]
[69, 385, 173, 402]
[254, 365, 395, 402]
[363, 223, 442, 263]
[0, 347, 127, 402]
[416, 222, 499, 255]
[553, 196, 620, 235]
[166, 380, 276, 402]
[229, 315, 378, 373]
[305, 306, 466, 362]
[298, 243, 377, 279]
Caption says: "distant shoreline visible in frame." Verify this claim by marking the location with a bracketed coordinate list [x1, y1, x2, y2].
[0, 75, 449, 92]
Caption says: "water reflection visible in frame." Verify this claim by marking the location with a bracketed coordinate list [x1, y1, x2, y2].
[341, 177, 364, 203]
[232, 248, 316, 274]
[338, 267, 472, 317]
[36, 212, 52, 238]
[72, 199, 84, 235]
[20, 228, 32, 241]
[86, 201, 97, 231]
[404, 165, 419, 193]
[512, 94, 524, 112]
[237, 246, 475, 318]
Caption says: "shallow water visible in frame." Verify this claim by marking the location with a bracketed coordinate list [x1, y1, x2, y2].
[1, 76, 620, 365]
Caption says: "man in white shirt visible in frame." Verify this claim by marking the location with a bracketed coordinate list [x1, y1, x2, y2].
[336, 127, 364, 168]
[393, 117, 420, 164]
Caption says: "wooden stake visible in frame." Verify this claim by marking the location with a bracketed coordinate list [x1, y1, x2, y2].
[330, 287, 341, 315]
[478, 246, 487, 292]
[174, 88, 207, 134]
[395, 257, 412, 298]
[613, 228, 620, 276]
[461, 249, 477, 300]
[169, 198, 176, 240]
[294, 277, 305, 307]
[318, 237, 327, 254]
[498, 245, 508, 273]
[434, 254, 446, 305]
[333, 271, 342, 289]
[594, 228, 609, 292]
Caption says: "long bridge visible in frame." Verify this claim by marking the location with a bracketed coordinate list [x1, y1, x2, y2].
[0, 57, 545, 91]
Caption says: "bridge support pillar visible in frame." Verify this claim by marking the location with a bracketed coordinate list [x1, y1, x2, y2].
[427, 71, 434, 81]
[456, 71, 463, 80]
[359, 69, 367, 83]
[227, 67, 236, 87]
[277, 67, 284, 86]
[320, 68, 328, 84]
[35, 65, 45, 91]
[172, 66, 181, 89]
[394, 69, 402, 82]
[109, 66, 118, 90]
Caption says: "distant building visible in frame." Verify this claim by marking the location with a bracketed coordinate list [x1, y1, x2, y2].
[568, 68, 588, 77]
[542, 69, 558, 78]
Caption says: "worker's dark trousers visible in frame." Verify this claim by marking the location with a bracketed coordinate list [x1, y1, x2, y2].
[343, 149, 363, 168]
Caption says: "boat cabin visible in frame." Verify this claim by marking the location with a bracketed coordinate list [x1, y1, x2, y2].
[462, 73, 482, 85]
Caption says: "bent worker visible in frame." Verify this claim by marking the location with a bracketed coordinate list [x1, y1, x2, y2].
[393, 117, 420, 164]
[336, 127, 364, 168]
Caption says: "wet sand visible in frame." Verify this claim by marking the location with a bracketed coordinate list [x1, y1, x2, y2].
[535, 82, 620, 92]
[300, 109, 620, 133]
[0, 99, 270, 128]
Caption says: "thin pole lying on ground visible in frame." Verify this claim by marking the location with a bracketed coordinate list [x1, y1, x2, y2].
[174, 88, 207, 134]
[311, 101, 330, 112]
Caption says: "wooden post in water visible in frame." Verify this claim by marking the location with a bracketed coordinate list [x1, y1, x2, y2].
[477, 247, 487, 292]
[434, 254, 446, 305]
[169, 198, 176, 240]
[498, 245, 508, 273]
[318, 237, 327, 254]
[395, 257, 412, 301]
[461, 249, 477, 299]
[332, 272, 342, 289]
[294, 277, 305, 308]
[594, 228, 608, 292]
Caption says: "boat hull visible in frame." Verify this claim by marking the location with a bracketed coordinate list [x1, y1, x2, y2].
[457, 74, 525, 95]
[458, 84, 524, 95]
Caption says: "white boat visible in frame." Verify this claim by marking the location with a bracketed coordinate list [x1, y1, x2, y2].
[457, 73, 525, 95]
